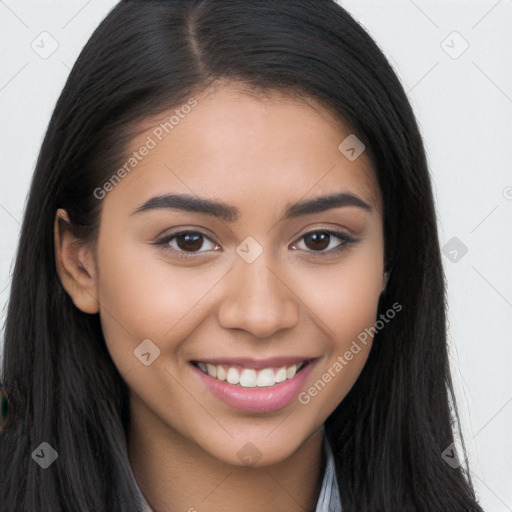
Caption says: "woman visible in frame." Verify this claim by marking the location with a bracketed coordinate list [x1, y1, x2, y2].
[0, 1, 483, 511]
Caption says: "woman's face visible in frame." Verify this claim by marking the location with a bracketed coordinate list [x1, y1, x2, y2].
[88, 84, 384, 466]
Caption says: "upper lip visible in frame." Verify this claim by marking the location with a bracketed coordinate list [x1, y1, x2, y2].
[191, 356, 317, 369]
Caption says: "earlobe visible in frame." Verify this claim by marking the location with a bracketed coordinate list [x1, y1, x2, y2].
[54, 209, 99, 314]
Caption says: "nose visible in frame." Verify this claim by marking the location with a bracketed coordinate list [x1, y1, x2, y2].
[217, 256, 300, 338]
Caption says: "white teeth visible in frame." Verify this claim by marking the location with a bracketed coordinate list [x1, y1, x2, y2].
[196, 361, 307, 388]
[226, 367, 240, 385]
[257, 368, 275, 387]
[286, 364, 297, 379]
[275, 367, 287, 383]
[216, 365, 226, 381]
[206, 363, 217, 378]
[240, 369, 257, 387]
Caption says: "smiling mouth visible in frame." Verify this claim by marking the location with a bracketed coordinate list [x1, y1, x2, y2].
[191, 360, 310, 388]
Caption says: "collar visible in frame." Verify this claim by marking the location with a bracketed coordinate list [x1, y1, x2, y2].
[315, 432, 342, 512]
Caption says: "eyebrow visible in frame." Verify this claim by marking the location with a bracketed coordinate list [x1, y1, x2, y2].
[132, 192, 372, 221]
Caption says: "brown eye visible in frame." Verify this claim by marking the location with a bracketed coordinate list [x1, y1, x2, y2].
[291, 230, 354, 254]
[303, 232, 331, 251]
[175, 233, 204, 252]
[158, 231, 219, 254]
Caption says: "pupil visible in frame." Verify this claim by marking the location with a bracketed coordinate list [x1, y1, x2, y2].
[304, 232, 330, 251]
[177, 233, 203, 251]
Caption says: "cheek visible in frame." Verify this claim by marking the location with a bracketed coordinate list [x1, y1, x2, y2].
[293, 263, 382, 356]
[94, 240, 226, 373]
[289, 243, 383, 407]
[291, 240, 384, 338]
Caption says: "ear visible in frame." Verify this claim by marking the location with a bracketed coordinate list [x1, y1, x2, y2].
[54, 209, 99, 314]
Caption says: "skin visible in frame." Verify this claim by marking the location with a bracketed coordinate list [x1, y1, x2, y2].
[55, 83, 385, 512]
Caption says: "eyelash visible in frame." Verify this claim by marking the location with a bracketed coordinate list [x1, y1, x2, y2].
[154, 229, 356, 259]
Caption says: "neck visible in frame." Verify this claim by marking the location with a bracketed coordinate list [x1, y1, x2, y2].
[127, 396, 326, 512]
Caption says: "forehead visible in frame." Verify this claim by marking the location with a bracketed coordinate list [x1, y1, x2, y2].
[106, 83, 381, 214]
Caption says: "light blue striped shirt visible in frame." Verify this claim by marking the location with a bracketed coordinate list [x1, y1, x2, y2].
[137, 433, 341, 511]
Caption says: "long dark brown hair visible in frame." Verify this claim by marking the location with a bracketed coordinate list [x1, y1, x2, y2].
[0, 1, 483, 510]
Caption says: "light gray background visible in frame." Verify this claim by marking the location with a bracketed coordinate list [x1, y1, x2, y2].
[1, 1, 511, 510]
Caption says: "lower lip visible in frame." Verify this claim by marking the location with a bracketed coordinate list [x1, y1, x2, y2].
[192, 362, 316, 413]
